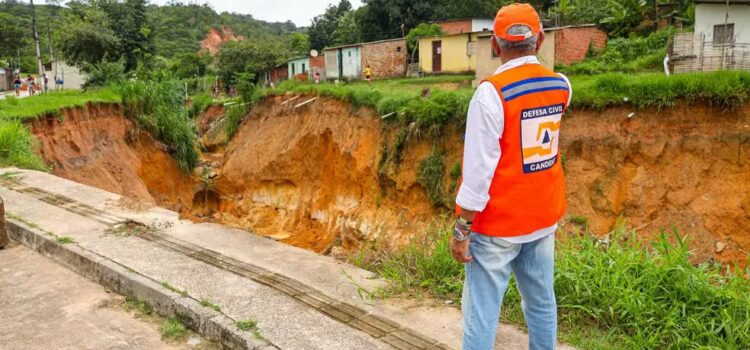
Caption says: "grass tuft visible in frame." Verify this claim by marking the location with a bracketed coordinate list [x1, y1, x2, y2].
[124, 297, 152, 316]
[160, 318, 188, 341]
[417, 151, 447, 208]
[236, 319, 258, 331]
[199, 298, 221, 312]
[160, 281, 188, 297]
[55, 236, 75, 244]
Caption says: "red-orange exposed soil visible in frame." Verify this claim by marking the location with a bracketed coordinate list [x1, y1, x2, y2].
[29, 104, 195, 209]
[200, 26, 243, 55]
[28, 100, 750, 264]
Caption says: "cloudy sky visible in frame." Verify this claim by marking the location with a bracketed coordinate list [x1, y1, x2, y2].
[150, 0, 364, 27]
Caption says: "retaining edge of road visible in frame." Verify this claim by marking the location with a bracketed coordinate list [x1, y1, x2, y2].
[6, 218, 279, 350]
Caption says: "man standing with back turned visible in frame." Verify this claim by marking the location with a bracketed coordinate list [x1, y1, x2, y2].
[451, 3, 572, 350]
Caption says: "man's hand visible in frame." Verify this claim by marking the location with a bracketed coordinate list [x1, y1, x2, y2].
[450, 237, 473, 264]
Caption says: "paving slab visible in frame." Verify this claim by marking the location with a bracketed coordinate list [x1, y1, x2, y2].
[0, 242, 207, 350]
[0, 168, 576, 350]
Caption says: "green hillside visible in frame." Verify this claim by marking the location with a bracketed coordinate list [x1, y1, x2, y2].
[0, 1, 299, 72]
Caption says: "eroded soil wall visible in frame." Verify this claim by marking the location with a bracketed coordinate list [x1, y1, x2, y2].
[29, 100, 750, 263]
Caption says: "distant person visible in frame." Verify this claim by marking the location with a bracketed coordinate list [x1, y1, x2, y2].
[13, 77, 21, 97]
[451, 3, 572, 350]
[26, 75, 35, 96]
[43, 74, 49, 93]
[315, 72, 321, 84]
[364, 65, 372, 84]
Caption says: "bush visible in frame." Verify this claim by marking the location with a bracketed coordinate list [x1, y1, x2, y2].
[559, 28, 674, 75]
[118, 79, 199, 172]
[188, 93, 213, 119]
[83, 60, 127, 89]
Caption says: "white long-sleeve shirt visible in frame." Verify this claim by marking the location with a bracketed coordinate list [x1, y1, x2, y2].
[455, 55, 572, 244]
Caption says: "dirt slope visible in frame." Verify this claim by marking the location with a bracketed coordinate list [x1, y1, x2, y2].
[29, 100, 750, 264]
[29, 104, 195, 210]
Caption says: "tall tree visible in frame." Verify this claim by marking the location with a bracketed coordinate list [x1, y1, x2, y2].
[308, 0, 353, 50]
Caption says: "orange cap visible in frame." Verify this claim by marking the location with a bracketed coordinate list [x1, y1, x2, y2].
[494, 3, 541, 42]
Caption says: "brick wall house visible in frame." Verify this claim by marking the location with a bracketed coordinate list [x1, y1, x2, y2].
[432, 19, 494, 35]
[309, 55, 326, 80]
[361, 38, 408, 78]
[326, 38, 407, 80]
[553, 25, 608, 65]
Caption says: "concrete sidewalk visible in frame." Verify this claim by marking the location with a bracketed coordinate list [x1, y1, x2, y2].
[0, 168, 574, 350]
[0, 242, 215, 350]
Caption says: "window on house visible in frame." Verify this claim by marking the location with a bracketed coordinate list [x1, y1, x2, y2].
[396, 46, 402, 52]
[302, 63, 306, 72]
[714, 23, 734, 45]
[348, 51, 351, 57]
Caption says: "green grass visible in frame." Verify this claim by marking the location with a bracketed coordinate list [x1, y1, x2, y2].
[272, 70, 750, 131]
[417, 150, 447, 209]
[199, 298, 221, 312]
[236, 319, 257, 331]
[124, 297, 152, 316]
[118, 79, 199, 173]
[0, 120, 46, 170]
[188, 92, 214, 119]
[160, 318, 188, 340]
[236, 319, 265, 340]
[356, 222, 750, 349]
[55, 236, 75, 244]
[0, 89, 120, 120]
[569, 71, 750, 110]
[160, 281, 188, 297]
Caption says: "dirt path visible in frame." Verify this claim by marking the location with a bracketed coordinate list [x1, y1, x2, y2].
[0, 242, 214, 350]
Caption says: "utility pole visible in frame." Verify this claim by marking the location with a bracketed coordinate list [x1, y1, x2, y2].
[720, 0, 729, 70]
[30, 0, 45, 93]
[47, 16, 56, 90]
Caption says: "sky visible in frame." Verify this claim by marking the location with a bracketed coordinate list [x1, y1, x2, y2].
[150, 0, 364, 27]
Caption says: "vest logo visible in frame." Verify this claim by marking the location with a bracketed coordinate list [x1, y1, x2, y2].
[520, 104, 564, 174]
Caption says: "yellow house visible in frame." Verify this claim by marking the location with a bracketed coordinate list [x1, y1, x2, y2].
[418, 31, 489, 74]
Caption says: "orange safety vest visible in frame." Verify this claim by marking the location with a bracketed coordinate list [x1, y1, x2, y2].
[462, 63, 570, 237]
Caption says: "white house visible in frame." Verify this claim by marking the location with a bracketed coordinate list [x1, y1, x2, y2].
[671, 0, 750, 73]
[44, 60, 85, 90]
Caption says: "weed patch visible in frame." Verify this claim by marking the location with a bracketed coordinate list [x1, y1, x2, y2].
[55, 236, 75, 244]
[200, 298, 221, 312]
[160, 318, 188, 341]
[160, 281, 188, 297]
[417, 151, 447, 208]
[0, 120, 46, 170]
[124, 297, 152, 316]
[118, 79, 199, 172]
[358, 222, 750, 349]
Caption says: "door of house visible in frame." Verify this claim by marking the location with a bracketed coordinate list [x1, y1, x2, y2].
[432, 41, 442, 72]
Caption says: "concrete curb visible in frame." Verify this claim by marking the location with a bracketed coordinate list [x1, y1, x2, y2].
[0, 196, 8, 248]
[6, 218, 278, 350]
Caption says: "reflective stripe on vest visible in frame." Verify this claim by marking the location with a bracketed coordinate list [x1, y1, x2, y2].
[468, 63, 570, 237]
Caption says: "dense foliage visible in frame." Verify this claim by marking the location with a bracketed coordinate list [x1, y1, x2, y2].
[558, 28, 674, 75]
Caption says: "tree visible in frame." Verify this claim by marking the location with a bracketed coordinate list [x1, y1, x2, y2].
[215, 40, 288, 86]
[289, 32, 311, 56]
[405, 23, 444, 51]
[0, 13, 28, 61]
[332, 11, 360, 46]
[309, 0, 352, 50]
[57, 22, 120, 69]
[169, 51, 212, 79]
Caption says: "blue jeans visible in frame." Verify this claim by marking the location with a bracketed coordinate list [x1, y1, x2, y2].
[462, 233, 557, 350]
